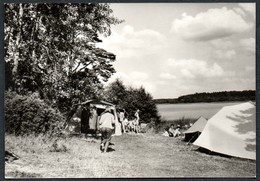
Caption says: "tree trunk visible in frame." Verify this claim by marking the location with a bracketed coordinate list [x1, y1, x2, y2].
[12, 4, 23, 74]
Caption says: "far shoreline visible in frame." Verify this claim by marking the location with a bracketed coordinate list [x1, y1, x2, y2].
[153, 90, 255, 105]
[155, 100, 255, 105]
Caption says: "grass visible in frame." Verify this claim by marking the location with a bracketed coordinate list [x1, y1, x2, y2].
[5, 133, 256, 178]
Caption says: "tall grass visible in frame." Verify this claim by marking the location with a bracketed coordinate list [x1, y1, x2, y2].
[5, 134, 72, 155]
[5, 133, 106, 178]
[5, 133, 102, 157]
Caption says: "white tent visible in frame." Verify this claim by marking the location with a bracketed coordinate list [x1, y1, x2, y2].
[183, 116, 207, 142]
[184, 116, 207, 134]
[193, 102, 256, 160]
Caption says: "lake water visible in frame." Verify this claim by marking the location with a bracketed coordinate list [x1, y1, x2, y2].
[157, 102, 244, 121]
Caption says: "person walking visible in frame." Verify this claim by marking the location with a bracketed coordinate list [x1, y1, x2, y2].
[99, 107, 115, 153]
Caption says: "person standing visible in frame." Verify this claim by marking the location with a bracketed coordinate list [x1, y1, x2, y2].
[119, 109, 126, 133]
[99, 107, 115, 153]
[134, 109, 140, 133]
[89, 107, 98, 130]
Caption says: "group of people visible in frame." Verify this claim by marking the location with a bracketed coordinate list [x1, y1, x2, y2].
[99, 107, 140, 153]
[163, 124, 182, 137]
[118, 109, 140, 134]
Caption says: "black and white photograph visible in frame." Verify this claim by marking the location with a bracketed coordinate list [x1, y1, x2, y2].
[4, 3, 256, 178]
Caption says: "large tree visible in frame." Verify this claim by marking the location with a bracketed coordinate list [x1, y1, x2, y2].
[5, 3, 122, 114]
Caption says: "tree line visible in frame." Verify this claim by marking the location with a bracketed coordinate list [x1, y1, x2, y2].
[154, 90, 255, 104]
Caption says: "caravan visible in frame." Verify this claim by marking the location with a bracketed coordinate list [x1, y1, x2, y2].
[65, 100, 122, 136]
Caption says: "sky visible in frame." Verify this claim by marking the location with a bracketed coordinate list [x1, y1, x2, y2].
[98, 3, 255, 99]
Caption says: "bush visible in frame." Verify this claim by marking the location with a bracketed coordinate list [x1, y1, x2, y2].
[5, 91, 66, 136]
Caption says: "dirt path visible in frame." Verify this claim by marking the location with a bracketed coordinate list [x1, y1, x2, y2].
[5, 133, 256, 178]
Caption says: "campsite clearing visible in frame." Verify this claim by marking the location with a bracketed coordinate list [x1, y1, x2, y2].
[5, 133, 255, 178]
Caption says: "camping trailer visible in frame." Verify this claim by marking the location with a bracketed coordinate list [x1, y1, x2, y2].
[66, 100, 122, 136]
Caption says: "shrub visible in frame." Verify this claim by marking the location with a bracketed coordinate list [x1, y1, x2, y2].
[5, 91, 66, 136]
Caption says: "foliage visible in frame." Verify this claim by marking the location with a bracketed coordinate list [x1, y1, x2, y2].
[5, 91, 66, 135]
[104, 79, 161, 123]
[5, 3, 123, 116]
[154, 90, 256, 104]
[102, 79, 127, 106]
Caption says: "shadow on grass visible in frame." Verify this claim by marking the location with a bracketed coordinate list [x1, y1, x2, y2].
[106, 147, 116, 152]
[195, 147, 232, 159]
[194, 147, 256, 162]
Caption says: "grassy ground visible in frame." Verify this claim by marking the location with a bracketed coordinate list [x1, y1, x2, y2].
[5, 133, 256, 178]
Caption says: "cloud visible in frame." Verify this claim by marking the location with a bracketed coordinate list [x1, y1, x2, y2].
[240, 38, 255, 54]
[233, 7, 246, 17]
[215, 49, 236, 60]
[105, 71, 157, 95]
[129, 71, 149, 81]
[171, 7, 253, 41]
[210, 39, 234, 49]
[163, 58, 224, 79]
[245, 66, 254, 72]
[105, 71, 146, 86]
[98, 25, 166, 58]
[159, 73, 177, 80]
[238, 3, 255, 18]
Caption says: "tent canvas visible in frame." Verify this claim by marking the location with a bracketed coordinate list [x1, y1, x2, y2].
[193, 102, 256, 160]
[183, 116, 207, 142]
[66, 100, 122, 136]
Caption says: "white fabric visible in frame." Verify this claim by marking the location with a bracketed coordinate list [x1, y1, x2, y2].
[162, 131, 169, 137]
[99, 112, 115, 129]
[193, 102, 256, 160]
[112, 109, 122, 136]
[184, 116, 207, 134]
